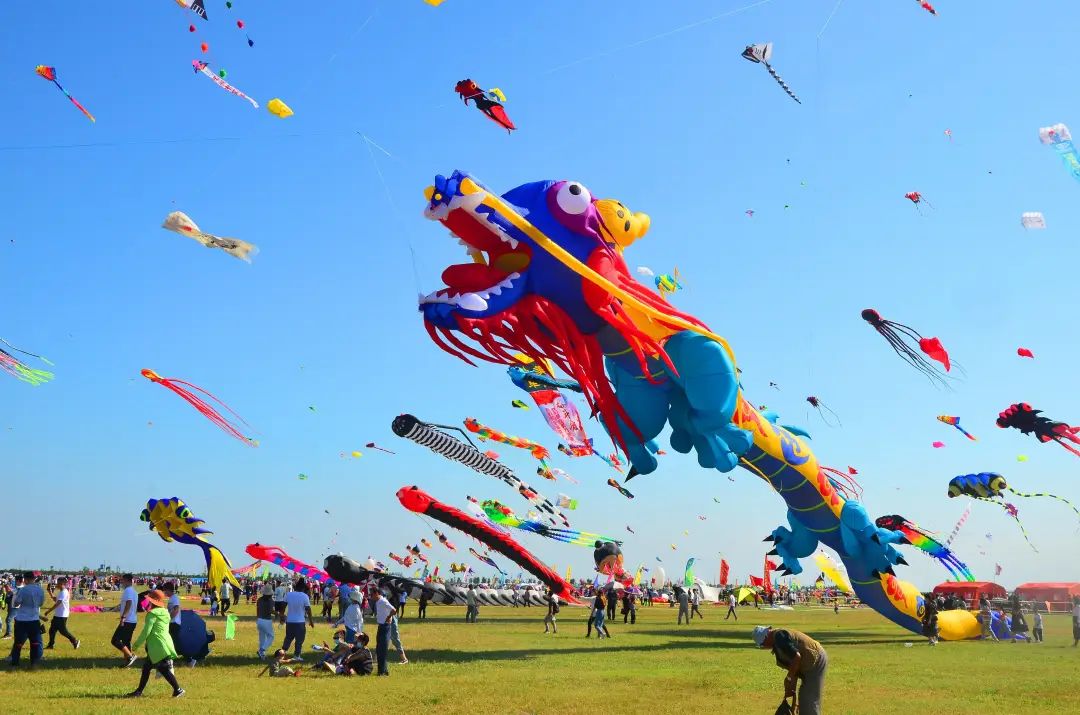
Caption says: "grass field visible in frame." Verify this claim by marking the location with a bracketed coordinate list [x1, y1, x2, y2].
[1, 593, 1077, 714]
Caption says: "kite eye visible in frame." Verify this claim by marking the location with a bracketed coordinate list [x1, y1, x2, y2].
[555, 182, 592, 215]
[139, 510, 150, 522]
[178, 507, 190, 518]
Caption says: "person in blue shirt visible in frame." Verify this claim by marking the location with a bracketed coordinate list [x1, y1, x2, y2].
[8, 571, 45, 668]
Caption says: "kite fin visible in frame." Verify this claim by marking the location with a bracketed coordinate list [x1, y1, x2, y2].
[204, 543, 242, 590]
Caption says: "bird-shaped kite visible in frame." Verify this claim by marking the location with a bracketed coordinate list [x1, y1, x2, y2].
[861, 308, 953, 387]
[0, 338, 54, 386]
[938, 415, 976, 441]
[454, 79, 515, 132]
[35, 65, 95, 123]
[141, 369, 255, 446]
[162, 211, 258, 262]
[997, 403, 1080, 458]
[140, 497, 240, 589]
[741, 43, 801, 104]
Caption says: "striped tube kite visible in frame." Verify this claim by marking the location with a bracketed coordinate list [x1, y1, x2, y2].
[741, 43, 801, 104]
[141, 497, 240, 590]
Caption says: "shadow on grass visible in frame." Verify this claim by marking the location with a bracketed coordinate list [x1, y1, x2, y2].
[405, 639, 746, 664]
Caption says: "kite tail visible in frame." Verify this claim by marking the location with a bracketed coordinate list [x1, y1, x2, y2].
[1051, 434, 1080, 458]
[214, 237, 258, 263]
[956, 425, 977, 441]
[58, 84, 96, 123]
[764, 62, 801, 104]
[1007, 487, 1080, 522]
[204, 543, 241, 590]
[977, 497, 1039, 552]
[0, 351, 54, 385]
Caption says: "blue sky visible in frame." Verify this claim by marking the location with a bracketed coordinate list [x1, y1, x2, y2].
[3, 0, 1079, 589]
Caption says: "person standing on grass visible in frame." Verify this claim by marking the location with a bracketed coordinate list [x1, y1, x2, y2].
[543, 589, 559, 634]
[418, 590, 429, 620]
[726, 591, 739, 621]
[388, 588, 409, 665]
[397, 587, 408, 621]
[337, 582, 352, 622]
[921, 598, 939, 646]
[124, 590, 184, 699]
[273, 580, 288, 625]
[753, 625, 827, 715]
[281, 579, 314, 659]
[677, 586, 690, 625]
[465, 584, 478, 623]
[592, 591, 609, 639]
[334, 589, 364, 645]
[1072, 596, 1080, 647]
[1010, 598, 1029, 643]
[163, 581, 182, 647]
[1032, 605, 1044, 643]
[255, 584, 276, 660]
[219, 580, 231, 619]
[690, 588, 705, 620]
[7, 571, 45, 668]
[606, 588, 617, 620]
[373, 590, 397, 676]
[113, 573, 140, 667]
[980, 597, 999, 642]
[43, 576, 79, 650]
[2, 576, 18, 639]
[321, 583, 334, 623]
[622, 589, 636, 624]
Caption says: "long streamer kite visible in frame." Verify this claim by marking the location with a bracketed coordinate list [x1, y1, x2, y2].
[397, 485, 578, 602]
[464, 417, 550, 466]
[192, 60, 258, 107]
[35, 65, 95, 123]
[741, 43, 801, 104]
[508, 356, 592, 456]
[997, 403, 1080, 458]
[938, 415, 976, 441]
[0, 338, 54, 385]
[480, 499, 617, 547]
[875, 515, 973, 581]
[141, 369, 255, 446]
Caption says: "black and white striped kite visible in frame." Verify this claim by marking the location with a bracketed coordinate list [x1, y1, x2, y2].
[741, 43, 801, 104]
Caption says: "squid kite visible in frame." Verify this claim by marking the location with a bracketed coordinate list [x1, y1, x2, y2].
[861, 308, 953, 387]
[454, 79, 514, 132]
[741, 43, 801, 104]
[141, 369, 255, 445]
[937, 415, 976, 441]
[997, 403, 1080, 458]
[806, 396, 841, 427]
[35, 66, 95, 123]
[875, 515, 973, 581]
[141, 497, 240, 589]
[904, 191, 933, 212]
[0, 338, 54, 386]
[193, 60, 257, 107]
[162, 211, 257, 262]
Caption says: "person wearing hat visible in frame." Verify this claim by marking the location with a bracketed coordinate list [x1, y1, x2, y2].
[334, 588, 364, 645]
[752, 625, 827, 715]
[125, 589, 184, 698]
[255, 584, 276, 660]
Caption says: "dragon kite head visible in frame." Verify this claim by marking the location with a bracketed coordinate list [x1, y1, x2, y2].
[140, 497, 212, 545]
[454, 79, 483, 103]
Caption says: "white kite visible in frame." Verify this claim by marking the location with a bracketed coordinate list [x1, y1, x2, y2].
[162, 211, 258, 262]
[1021, 212, 1046, 230]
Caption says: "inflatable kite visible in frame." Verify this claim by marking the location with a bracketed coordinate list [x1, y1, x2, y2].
[454, 79, 514, 132]
[654, 268, 683, 299]
[1039, 124, 1080, 184]
[322, 554, 445, 601]
[392, 413, 563, 518]
[741, 43, 800, 104]
[247, 543, 343, 586]
[996, 403, 1080, 458]
[0, 338, 54, 385]
[414, 170, 979, 638]
[861, 308, 953, 386]
[141, 368, 255, 445]
[806, 396, 840, 427]
[480, 499, 616, 547]
[938, 415, 976, 441]
[396, 485, 578, 602]
[193, 60, 257, 107]
[162, 211, 258, 262]
[464, 417, 550, 466]
[875, 514, 974, 581]
[594, 540, 632, 583]
[508, 357, 592, 456]
[35, 65, 95, 123]
[141, 497, 240, 590]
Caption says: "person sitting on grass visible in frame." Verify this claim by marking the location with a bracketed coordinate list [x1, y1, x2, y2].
[258, 649, 303, 678]
[319, 632, 373, 676]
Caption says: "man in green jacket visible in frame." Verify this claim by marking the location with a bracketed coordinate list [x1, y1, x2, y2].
[125, 590, 185, 698]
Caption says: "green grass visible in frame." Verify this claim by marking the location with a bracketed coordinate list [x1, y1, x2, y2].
[2, 594, 1077, 714]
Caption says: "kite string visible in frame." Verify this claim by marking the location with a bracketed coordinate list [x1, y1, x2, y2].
[815, 0, 847, 39]
[359, 133, 424, 297]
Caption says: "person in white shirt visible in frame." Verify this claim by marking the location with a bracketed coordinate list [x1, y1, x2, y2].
[163, 581, 182, 645]
[281, 579, 314, 658]
[112, 574, 140, 667]
[273, 581, 288, 625]
[219, 581, 232, 618]
[726, 592, 738, 621]
[44, 576, 79, 650]
[373, 591, 397, 676]
[334, 589, 364, 644]
[465, 585, 478, 623]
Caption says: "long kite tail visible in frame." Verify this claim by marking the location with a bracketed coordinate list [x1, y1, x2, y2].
[954, 424, 977, 441]
[54, 81, 96, 123]
[143, 370, 255, 445]
[764, 62, 801, 104]
[976, 496, 1038, 552]
[204, 543, 241, 590]
[0, 349, 54, 385]
[1007, 486, 1080, 521]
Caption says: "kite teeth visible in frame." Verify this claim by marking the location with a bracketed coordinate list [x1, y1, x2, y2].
[454, 292, 489, 312]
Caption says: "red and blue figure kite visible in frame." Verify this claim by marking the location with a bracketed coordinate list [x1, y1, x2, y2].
[938, 415, 976, 441]
[454, 79, 514, 133]
[35, 65, 95, 123]
[875, 515, 973, 582]
[997, 403, 1080, 458]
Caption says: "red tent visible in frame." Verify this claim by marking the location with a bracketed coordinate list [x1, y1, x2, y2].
[1014, 582, 1080, 611]
[932, 581, 1006, 608]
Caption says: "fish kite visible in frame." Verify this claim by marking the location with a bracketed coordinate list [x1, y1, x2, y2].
[454, 79, 515, 133]
[35, 65, 95, 123]
[162, 211, 258, 262]
[141, 369, 255, 446]
[654, 268, 683, 299]
[607, 478, 634, 499]
[741, 43, 801, 104]
[874, 514, 973, 581]
[0, 338, 54, 386]
[806, 396, 840, 427]
[997, 403, 1080, 458]
[193, 60, 257, 108]
[861, 308, 953, 387]
[937, 415, 977, 441]
[1039, 124, 1080, 184]
[141, 497, 240, 589]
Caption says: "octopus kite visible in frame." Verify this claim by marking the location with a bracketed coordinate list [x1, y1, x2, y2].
[904, 191, 933, 213]
[141, 497, 240, 589]
[454, 79, 515, 133]
[142, 369, 255, 445]
[861, 309, 953, 387]
[806, 396, 841, 427]
[997, 403, 1080, 458]
[874, 515, 973, 581]
[162, 211, 258, 262]
[0, 338, 54, 386]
